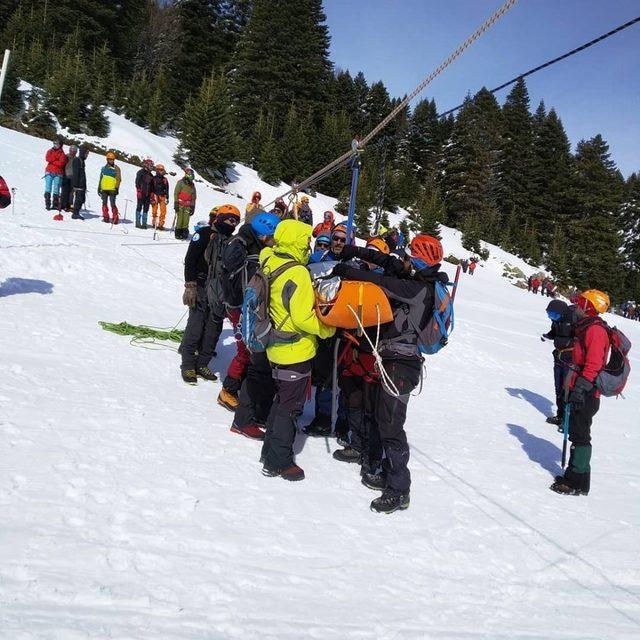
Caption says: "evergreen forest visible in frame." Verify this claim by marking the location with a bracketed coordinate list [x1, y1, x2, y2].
[0, 0, 638, 301]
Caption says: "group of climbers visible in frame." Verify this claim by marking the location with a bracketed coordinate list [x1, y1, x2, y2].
[178, 194, 454, 513]
[527, 274, 556, 296]
[42, 138, 196, 238]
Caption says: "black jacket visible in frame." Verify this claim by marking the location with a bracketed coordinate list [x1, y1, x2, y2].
[221, 223, 263, 307]
[543, 300, 577, 352]
[152, 174, 169, 199]
[184, 225, 213, 285]
[337, 247, 448, 360]
[71, 156, 86, 190]
[136, 168, 155, 197]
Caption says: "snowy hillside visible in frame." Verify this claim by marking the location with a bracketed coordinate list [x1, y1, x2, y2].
[1, 121, 640, 639]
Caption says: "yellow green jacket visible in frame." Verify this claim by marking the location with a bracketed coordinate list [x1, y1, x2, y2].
[261, 220, 335, 365]
[99, 163, 121, 192]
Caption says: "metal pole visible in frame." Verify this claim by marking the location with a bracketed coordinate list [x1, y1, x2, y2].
[345, 154, 361, 244]
[11, 187, 16, 215]
[0, 50, 11, 105]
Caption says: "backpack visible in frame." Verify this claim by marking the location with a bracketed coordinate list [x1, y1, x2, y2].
[241, 258, 300, 353]
[405, 278, 455, 355]
[204, 231, 230, 315]
[589, 323, 632, 397]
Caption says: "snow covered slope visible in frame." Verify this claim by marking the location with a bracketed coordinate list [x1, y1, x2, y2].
[1, 122, 640, 639]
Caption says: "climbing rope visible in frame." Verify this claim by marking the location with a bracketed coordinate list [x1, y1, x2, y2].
[268, 0, 519, 207]
[99, 312, 188, 351]
[438, 15, 640, 118]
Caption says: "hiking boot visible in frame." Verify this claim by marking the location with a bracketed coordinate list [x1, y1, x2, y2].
[44, 193, 51, 210]
[157, 225, 165, 231]
[262, 464, 305, 481]
[135, 222, 142, 229]
[332, 446, 361, 463]
[196, 366, 218, 381]
[181, 369, 197, 385]
[546, 415, 562, 426]
[361, 472, 386, 491]
[103, 217, 111, 223]
[550, 479, 588, 496]
[230, 423, 265, 440]
[217, 388, 239, 411]
[370, 491, 410, 514]
[71, 212, 84, 220]
[304, 415, 332, 438]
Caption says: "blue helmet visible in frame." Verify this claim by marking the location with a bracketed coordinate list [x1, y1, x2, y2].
[251, 212, 280, 237]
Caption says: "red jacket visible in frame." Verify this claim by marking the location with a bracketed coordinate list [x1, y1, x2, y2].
[45, 147, 67, 175]
[468, 261, 477, 271]
[571, 317, 610, 394]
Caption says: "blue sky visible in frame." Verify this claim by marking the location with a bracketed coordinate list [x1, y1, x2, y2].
[322, 0, 639, 177]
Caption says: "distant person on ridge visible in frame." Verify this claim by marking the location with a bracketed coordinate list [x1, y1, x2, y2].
[135, 159, 155, 229]
[43, 137, 66, 211]
[174, 168, 197, 240]
[245, 191, 262, 222]
[550, 290, 611, 497]
[98, 152, 121, 224]
[151, 164, 170, 230]
[468, 260, 477, 276]
[313, 210, 335, 238]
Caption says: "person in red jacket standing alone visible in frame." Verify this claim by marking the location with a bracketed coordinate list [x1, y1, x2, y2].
[44, 137, 67, 211]
[550, 289, 610, 497]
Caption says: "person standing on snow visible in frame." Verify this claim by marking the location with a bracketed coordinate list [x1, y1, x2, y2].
[331, 234, 448, 514]
[541, 300, 576, 427]
[174, 168, 197, 239]
[43, 137, 66, 211]
[98, 152, 122, 224]
[468, 260, 477, 276]
[60, 145, 78, 212]
[178, 207, 239, 385]
[245, 191, 262, 223]
[69, 146, 89, 220]
[259, 220, 336, 481]
[151, 164, 170, 230]
[550, 289, 611, 497]
[135, 159, 155, 229]
[228, 212, 282, 439]
[460, 258, 469, 274]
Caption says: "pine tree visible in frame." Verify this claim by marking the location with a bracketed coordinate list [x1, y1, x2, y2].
[566, 135, 625, 295]
[21, 87, 56, 137]
[231, 0, 332, 138]
[408, 180, 443, 238]
[181, 72, 236, 181]
[258, 132, 282, 185]
[530, 103, 572, 248]
[279, 103, 312, 183]
[497, 78, 534, 226]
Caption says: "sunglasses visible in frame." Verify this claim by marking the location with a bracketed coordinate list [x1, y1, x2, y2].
[333, 236, 347, 244]
[316, 242, 329, 249]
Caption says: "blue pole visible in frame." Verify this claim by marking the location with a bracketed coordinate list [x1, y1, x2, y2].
[345, 154, 361, 244]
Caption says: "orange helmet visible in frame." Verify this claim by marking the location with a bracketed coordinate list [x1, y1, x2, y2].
[216, 204, 241, 218]
[578, 289, 609, 315]
[106, 151, 116, 161]
[409, 234, 443, 266]
[366, 237, 390, 254]
[332, 223, 347, 237]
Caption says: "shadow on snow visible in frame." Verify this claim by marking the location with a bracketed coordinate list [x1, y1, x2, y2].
[0, 277, 54, 298]
[505, 386, 554, 418]
[507, 423, 561, 476]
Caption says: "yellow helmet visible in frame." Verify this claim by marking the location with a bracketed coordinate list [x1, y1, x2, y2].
[301, 195, 310, 202]
[579, 289, 610, 314]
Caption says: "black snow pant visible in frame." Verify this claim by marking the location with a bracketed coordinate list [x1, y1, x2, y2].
[234, 352, 276, 429]
[179, 285, 218, 372]
[72, 188, 85, 216]
[565, 390, 599, 493]
[552, 357, 569, 421]
[61, 177, 73, 210]
[374, 358, 422, 495]
[340, 374, 378, 458]
[261, 360, 312, 471]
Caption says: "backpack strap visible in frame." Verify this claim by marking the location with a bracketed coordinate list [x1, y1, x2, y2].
[264, 259, 299, 332]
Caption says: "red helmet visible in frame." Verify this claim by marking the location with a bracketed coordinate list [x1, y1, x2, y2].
[409, 234, 443, 266]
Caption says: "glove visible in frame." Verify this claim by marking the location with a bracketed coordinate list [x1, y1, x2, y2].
[182, 282, 197, 308]
[114, 188, 119, 196]
[98, 189, 102, 196]
[136, 188, 142, 199]
[568, 376, 593, 408]
[332, 263, 349, 278]
[189, 205, 195, 217]
[339, 244, 359, 261]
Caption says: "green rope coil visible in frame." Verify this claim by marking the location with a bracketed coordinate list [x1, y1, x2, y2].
[99, 320, 186, 351]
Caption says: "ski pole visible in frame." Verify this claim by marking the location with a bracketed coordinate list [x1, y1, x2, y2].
[10, 187, 16, 215]
[124, 198, 132, 223]
[330, 337, 341, 437]
[451, 265, 462, 302]
[561, 403, 571, 469]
